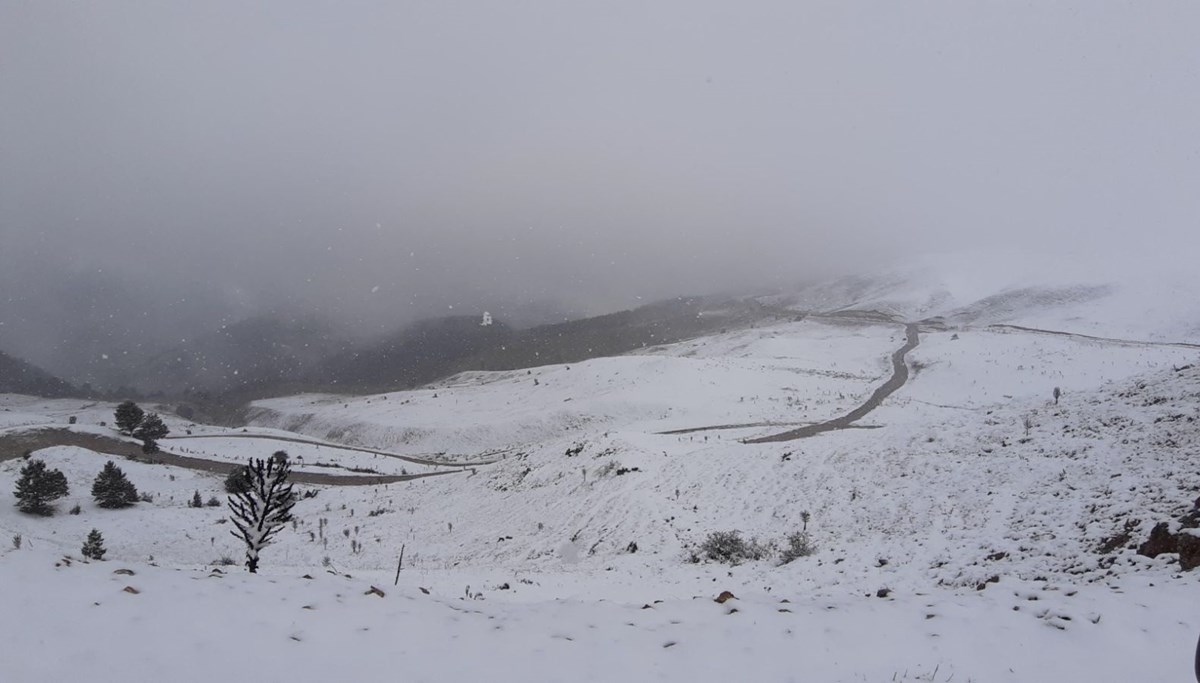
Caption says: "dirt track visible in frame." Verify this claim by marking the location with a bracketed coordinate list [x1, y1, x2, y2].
[0, 428, 460, 487]
[164, 432, 499, 468]
[988, 324, 1200, 350]
[743, 323, 920, 443]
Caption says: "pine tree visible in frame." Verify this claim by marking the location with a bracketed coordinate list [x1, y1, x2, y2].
[81, 529, 106, 560]
[133, 413, 169, 454]
[91, 461, 139, 509]
[190, 490, 202, 508]
[224, 465, 253, 494]
[14, 459, 70, 515]
[114, 401, 144, 435]
[228, 457, 297, 573]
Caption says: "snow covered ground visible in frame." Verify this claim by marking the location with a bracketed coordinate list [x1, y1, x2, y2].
[0, 395, 129, 433]
[2, 545, 1196, 682]
[3, 290, 1200, 680]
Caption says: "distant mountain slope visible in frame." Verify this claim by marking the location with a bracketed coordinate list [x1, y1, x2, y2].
[310, 297, 780, 393]
[140, 315, 351, 396]
[771, 250, 1200, 343]
[315, 315, 516, 391]
[0, 350, 74, 398]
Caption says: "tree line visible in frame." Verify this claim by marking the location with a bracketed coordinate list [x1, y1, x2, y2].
[13, 402, 299, 574]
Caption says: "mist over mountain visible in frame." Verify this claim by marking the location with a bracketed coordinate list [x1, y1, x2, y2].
[0, 350, 74, 398]
[138, 315, 348, 396]
[5, 1, 1196, 396]
[6, 245, 1200, 404]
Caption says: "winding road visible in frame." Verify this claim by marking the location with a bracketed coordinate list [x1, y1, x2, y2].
[0, 428, 465, 487]
[988, 324, 1200, 350]
[164, 432, 500, 468]
[743, 323, 920, 443]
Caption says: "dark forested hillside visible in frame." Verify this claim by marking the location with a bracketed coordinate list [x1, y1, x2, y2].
[0, 349, 75, 398]
[309, 297, 782, 393]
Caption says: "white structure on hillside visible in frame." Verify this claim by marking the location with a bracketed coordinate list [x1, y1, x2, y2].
[481, 311, 493, 326]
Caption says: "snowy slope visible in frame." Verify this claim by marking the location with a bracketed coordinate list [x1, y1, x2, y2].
[3, 258, 1200, 681]
[773, 249, 1200, 343]
[3, 349, 1200, 680]
[246, 320, 904, 455]
[1, 545, 1197, 683]
[5, 326, 1197, 574]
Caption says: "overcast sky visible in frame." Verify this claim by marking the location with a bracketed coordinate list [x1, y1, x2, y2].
[2, 1, 1199, 368]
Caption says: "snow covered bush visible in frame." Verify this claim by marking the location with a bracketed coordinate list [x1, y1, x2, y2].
[778, 530, 816, 564]
[779, 511, 816, 564]
[91, 461, 139, 509]
[697, 531, 770, 565]
[14, 459, 69, 515]
[228, 458, 298, 573]
[594, 460, 618, 479]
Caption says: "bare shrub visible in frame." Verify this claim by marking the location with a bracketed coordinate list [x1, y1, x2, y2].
[779, 531, 816, 564]
[594, 460, 618, 479]
[698, 530, 770, 565]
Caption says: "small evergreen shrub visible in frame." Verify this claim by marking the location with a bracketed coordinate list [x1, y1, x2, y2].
[81, 529, 106, 560]
[69, 504, 81, 515]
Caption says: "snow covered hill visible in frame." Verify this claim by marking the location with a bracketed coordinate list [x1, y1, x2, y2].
[772, 249, 1200, 343]
[3, 254, 1200, 681]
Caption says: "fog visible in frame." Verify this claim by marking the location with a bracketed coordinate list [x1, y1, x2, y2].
[2, 1, 1198, 383]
